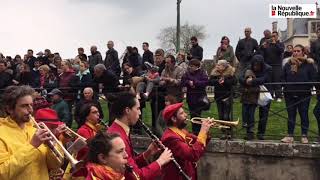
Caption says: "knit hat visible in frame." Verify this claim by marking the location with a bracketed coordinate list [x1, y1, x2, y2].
[162, 103, 183, 123]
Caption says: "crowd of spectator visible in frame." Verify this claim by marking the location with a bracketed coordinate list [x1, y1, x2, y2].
[1, 28, 320, 144]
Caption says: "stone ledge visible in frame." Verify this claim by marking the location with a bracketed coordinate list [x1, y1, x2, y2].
[131, 136, 320, 159]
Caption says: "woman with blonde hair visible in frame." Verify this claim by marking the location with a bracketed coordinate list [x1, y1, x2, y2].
[39, 65, 50, 88]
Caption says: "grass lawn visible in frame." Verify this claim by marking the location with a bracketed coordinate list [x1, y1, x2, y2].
[97, 96, 319, 141]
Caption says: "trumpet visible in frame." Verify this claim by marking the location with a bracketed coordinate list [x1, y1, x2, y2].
[65, 120, 108, 154]
[186, 117, 239, 129]
[64, 126, 87, 154]
[30, 117, 84, 172]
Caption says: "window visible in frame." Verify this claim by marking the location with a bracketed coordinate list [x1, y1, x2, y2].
[311, 21, 320, 33]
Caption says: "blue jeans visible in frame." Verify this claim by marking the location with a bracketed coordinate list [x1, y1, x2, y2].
[257, 103, 271, 136]
[284, 95, 310, 135]
[242, 103, 257, 134]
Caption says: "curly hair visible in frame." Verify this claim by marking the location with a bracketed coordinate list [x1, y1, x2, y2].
[2, 85, 35, 111]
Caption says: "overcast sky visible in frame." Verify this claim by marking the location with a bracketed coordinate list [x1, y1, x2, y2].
[0, 0, 317, 59]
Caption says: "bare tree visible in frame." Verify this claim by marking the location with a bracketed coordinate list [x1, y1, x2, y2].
[157, 22, 207, 54]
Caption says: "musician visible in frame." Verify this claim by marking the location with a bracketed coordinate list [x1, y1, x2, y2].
[34, 108, 66, 179]
[0, 85, 63, 180]
[107, 92, 173, 180]
[161, 103, 213, 180]
[86, 132, 128, 180]
[64, 103, 102, 179]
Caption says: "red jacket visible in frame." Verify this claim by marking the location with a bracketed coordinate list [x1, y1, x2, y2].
[73, 123, 98, 177]
[107, 121, 161, 180]
[58, 70, 79, 101]
[161, 128, 207, 180]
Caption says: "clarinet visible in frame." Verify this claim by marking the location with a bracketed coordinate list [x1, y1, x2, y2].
[137, 119, 192, 180]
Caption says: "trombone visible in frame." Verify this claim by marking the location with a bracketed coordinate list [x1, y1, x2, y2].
[186, 117, 239, 129]
[30, 117, 84, 172]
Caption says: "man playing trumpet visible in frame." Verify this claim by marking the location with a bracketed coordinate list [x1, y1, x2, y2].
[161, 102, 213, 180]
[0, 85, 63, 180]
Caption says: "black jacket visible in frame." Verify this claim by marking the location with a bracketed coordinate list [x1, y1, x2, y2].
[209, 66, 237, 100]
[189, 44, 203, 60]
[310, 38, 320, 67]
[26, 56, 37, 69]
[94, 70, 119, 94]
[142, 50, 154, 68]
[88, 51, 103, 72]
[15, 72, 33, 86]
[236, 38, 259, 64]
[0, 71, 12, 90]
[260, 41, 285, 66]
[282, 57, 317, 97]
[104, 48, 121, 76]
[78, 71, 94, 91]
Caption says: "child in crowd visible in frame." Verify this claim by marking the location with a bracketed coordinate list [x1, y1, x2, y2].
[136, 62, 160, 100]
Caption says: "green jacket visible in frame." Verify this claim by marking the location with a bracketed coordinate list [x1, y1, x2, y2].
[51, 99, 70, 123]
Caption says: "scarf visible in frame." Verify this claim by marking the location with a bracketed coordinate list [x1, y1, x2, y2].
[86, 163, 124, 180]
[289, 57, 305, 73]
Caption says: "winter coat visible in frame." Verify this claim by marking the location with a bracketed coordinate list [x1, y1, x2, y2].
[215, 45, 235, 65]
[310, 38, 320, 68]
[88, 51, 103, 72]
[142, 50, 154, 68]
[104, 48, 121, 76]
[282, 57, 317, 97]
[209, 65, 237, 100]
[77, 69, 94, 90]
[93, 69, 119, 96]
[161, 65, 184, 100]
[235, 37, 259, 64]
[15, 72, 33, 86]
[0, 71, 12, 90]
[260, 41, 285, 66]
[239, 55, 272, 104]
[181, 69, 208, 106]
[58, 70, 80, 102]
[52, 99, 70, 124]
[189, 44, 203, 60]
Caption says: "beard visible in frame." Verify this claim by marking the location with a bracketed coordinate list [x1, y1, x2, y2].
[12, 113, 31, 124]
[177, 121, 187, 129]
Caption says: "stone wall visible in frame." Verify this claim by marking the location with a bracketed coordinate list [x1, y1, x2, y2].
[131, 136, 320, 180]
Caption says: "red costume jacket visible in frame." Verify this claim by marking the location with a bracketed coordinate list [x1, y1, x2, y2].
[73, 122, 98, 177]
[107, 120, 161, 180]
[161, 127, 207, 180]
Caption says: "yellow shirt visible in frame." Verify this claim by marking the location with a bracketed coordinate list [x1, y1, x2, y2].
[0, 116, 62, 180]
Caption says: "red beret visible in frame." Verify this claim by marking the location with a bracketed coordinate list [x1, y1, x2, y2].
[35, 108, 63, 128]
[162, 103, 183, 123]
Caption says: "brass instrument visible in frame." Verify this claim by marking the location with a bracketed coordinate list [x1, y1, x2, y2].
[186, 117, 239, 129]
[64, 126, 87, 154]
[30, 117, 84, 172]
[65, 120, 108, 154]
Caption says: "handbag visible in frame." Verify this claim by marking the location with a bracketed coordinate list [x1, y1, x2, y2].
[198, 94, 211, 111]
[257, 85, 273, 106]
